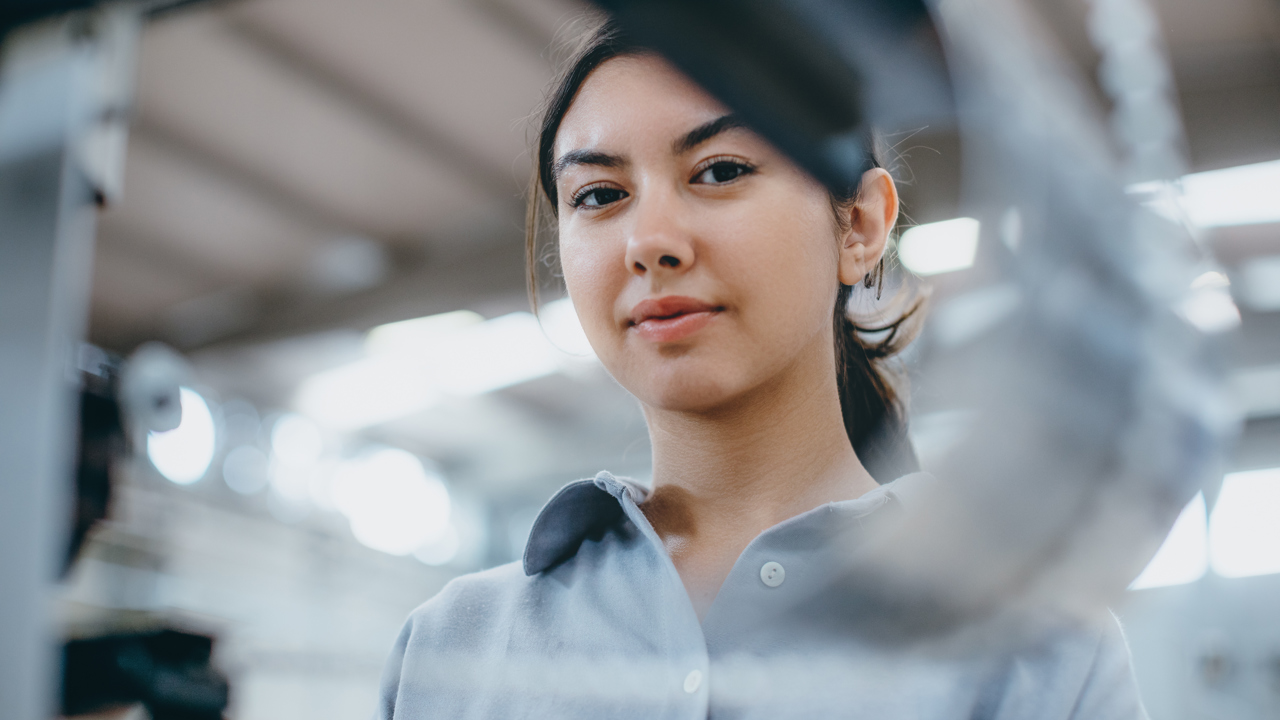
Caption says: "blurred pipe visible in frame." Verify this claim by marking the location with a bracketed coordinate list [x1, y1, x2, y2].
[1085, 0, 1188, 185]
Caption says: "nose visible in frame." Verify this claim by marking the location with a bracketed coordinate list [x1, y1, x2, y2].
[624, 191, 695, 278]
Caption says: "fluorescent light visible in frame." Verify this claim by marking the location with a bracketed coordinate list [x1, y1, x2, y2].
[1209, 468, 1280, 578]
[430, 312, 562, 395]
[1181, 159, 1280, 228]
[1176, 286, 1241, 333]
[1190, 270, 1229, 291]
[296, 355, 439, 431]
[898, 218, 980, 276]
[1130, 492, 1208, 590]
[147, 387, 216, 485]
[365, 309, 482, 355]
[298, 307, 595, 430]
[270, 413, 323, 465]
[1170, 271, 1240, 334]
[332, 448, 451, 556]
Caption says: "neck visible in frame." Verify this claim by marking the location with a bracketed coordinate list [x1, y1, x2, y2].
[639, 341, 880, 616]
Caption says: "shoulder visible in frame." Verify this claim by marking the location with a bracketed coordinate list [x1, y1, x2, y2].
[374, 475, 646, 720]
[374, 561, 533, 720]
[990, 612, 1148, 720]
[397, 471, 644, 637]
[401, 561, 532, 644]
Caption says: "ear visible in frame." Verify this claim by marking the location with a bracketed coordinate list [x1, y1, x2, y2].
[837, 168, 899, 286]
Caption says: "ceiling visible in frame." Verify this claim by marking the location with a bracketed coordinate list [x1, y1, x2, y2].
[91, 0, 582, 353]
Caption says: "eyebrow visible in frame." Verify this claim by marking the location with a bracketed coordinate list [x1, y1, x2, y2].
[550, 115, 747, 185]
[673, 114, 746, 154]
[551, 149, 627, 184]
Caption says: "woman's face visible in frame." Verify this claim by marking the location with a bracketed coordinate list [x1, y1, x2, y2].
[553, 55, 889, 414]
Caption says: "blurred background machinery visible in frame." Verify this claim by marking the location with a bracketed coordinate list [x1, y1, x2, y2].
[1, 0, 1278, 718]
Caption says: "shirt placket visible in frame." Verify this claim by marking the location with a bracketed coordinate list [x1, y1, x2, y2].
[604, 477, 713, 719]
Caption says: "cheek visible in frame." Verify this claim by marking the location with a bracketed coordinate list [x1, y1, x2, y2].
[558, 226, 626, 353]
[711, 190, 839, 333]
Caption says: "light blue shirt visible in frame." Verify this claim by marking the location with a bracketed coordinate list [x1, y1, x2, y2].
[377, 471, 1148, 719]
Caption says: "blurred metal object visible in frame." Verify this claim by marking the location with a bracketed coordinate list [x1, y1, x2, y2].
[0, 4, 142, 718]
[67, 346, 125, 576]
[596, 0, 1238, 640]
[119, 342, 188, 435]
[860, 0, 1238, 631]
[1086, 0, 1187, 186]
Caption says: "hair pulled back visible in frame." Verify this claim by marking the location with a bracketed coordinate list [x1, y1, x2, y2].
[527, 18, 924, 483]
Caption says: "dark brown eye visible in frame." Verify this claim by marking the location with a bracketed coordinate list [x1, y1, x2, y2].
[693, 160, 753, 185]
[573, 186, 628, 208]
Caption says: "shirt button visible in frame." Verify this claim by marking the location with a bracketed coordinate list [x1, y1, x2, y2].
[760, 561, 785, 587]
[684, 669, 702, 694]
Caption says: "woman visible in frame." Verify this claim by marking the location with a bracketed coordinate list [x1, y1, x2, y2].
[376, 20, 1147, 719]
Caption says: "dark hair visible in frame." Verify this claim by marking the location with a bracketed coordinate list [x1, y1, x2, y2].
[527, 19, 924, 483]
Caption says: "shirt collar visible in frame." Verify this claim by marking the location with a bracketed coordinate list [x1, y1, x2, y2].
[523, 472, 644, 575]
[523, 470, 936, 576]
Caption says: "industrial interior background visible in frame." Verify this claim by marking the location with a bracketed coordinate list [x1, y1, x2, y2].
[57, 0, 1280, 718]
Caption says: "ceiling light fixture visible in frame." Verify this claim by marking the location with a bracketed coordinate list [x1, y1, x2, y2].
[898, 218, 981, 276]
[297, 304, 595, 430]
[147, 387, 216, 485]
[1210, 468, 1280, 579]
[1129, 492, 1208, 590]
[1180, 159, 1280, 228]
[332, 448, 451, 556]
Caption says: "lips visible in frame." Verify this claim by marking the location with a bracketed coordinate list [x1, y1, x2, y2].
[628, 296, 723, 343]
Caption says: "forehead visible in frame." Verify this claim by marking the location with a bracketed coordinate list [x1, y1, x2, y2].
[554, 55, 732, 157]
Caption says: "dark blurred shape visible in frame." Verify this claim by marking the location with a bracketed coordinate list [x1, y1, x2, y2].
[62, 629, 229, 720]
[60, 347, 227, 718]
[66, 357, 124, 576]
[119, 342, 187, 436]
[0, 1, 97, 35]
[591, 0, 953, 196]
[1, 2, 209, 41]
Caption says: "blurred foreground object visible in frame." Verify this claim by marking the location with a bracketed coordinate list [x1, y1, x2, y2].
[119, 342, 186, 436]
[597, 0, 1238, 639]
[67, 342, 188, 572]
[62, 346, 230, 720]
[67, 347, 126, 577]
[0, 4, 143, 719]
[62, 629, 229, 720]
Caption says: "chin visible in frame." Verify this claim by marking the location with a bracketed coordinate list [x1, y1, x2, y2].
[626, 360, 756, 415]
